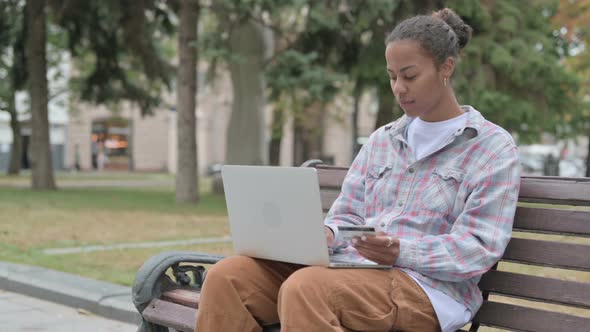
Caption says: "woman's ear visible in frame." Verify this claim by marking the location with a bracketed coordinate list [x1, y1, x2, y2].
[439, 57, 455, 80]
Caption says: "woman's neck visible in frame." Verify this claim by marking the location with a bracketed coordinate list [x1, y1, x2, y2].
[420, 91, 463, 122]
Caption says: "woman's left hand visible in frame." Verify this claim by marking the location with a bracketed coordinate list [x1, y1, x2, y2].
[352, 232, 400, 266]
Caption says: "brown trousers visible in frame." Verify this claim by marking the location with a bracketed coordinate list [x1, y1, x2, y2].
[195, 255, 440, 332]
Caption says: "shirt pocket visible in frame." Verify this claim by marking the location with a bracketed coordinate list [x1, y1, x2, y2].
[365, 165, 392, 208]
[421, 167, 465, 214]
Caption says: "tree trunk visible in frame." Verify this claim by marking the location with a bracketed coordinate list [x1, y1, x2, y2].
[7, 89, 22, 175]
[268, 107, 284, 166]
[308, 102, 325, 161]
[128, 118, 135, 171]
[292, 121, 306, 166]
[352, 80, 362, 157]
[226, 19, 271, 166]
[26, 0, 55, 190]
[292, 102, 325, 165]
[175, 0, 199, 204]
[374, 84, 397, 130]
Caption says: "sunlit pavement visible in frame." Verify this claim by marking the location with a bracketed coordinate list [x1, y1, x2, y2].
[0, 289, 137, 332]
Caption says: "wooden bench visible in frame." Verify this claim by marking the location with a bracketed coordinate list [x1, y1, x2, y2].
[132, 161, 590, 332]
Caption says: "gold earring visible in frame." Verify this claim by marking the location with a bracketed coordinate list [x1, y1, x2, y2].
[443, 78, 448, 87]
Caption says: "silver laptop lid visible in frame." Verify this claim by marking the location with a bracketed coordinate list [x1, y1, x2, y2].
[221, 165, 330, 266]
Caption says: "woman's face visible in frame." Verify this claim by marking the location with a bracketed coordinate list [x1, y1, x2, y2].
[385, 40, 447, 120]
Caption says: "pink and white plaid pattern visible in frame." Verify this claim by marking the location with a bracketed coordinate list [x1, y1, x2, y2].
[325, 106, 521, 315]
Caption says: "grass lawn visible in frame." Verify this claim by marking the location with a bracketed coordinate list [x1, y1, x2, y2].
[0, 170, 175, 183]
[0, 241, 233, 286]
[0, 176, 233, 285]
[0, 186, 229, 248]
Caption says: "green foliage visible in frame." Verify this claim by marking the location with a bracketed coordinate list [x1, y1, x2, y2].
[0, 0, 26, 109]
[268, 0, 587, 142]
[5, 0, 583, 144]
[0, 1, 72, 111]
[199, 0, 586, 144]
[450, 0, 584, 142]
[267, 50, 345, 104]
[265, 1, 399, 112]
[552, 0, 590, 144]
[49, 0, 176, 114]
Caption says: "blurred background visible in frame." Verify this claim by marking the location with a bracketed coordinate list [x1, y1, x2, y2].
[1, 0, 589, 187]
[0, 0, 589, 320]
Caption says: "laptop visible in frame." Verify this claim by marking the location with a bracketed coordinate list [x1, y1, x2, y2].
[221, 165, 391, 269]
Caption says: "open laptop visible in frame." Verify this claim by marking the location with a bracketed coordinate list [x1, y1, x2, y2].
[221, 165, 391, 269]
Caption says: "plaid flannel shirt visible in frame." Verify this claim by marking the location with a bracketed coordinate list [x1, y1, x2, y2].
[324, 106, 521, 314]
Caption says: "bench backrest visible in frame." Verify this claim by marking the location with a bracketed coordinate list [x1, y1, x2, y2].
[314, 164, 590, 332]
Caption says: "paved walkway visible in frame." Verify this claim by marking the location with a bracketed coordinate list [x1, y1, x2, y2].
[0, 289, 136, 332]
[0, 261, 139, 325]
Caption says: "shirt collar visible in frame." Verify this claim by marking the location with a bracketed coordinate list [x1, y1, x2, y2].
[385, 105, 484, 139]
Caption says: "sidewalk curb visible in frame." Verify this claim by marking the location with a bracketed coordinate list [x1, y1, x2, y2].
[0, 261, 141, 325]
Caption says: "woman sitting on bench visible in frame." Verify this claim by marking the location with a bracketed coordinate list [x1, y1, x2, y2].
[196, 8, 520, 332]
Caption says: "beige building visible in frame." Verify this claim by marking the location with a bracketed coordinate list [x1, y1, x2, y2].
[65, 74, 378, 174]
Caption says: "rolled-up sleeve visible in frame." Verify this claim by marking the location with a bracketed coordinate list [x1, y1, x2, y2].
[324, 143, 370, 249]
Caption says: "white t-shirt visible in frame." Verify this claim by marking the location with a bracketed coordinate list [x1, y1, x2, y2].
[408, 274, 472, 332]
[405, 112, 472, 332]
[407, 112, 469, 161]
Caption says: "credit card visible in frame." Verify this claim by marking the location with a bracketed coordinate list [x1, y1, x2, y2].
[337, 225, 376, 241]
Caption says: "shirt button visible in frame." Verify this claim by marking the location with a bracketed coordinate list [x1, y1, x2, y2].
[398, 201, 404, 206]
[408, 168, 415, 173]
[380, 222, 386, 227]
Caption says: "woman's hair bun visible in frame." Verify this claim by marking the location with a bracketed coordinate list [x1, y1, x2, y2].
[432, 8, 472, 50]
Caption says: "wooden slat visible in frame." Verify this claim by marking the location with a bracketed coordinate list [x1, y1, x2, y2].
[316, 167, 347, 189]
[143, 298, 281, 332]
[519, 177, 590, 206]
[320, 190, 340, 211]
[142, 298, 196, 332]
[479, 270, 590, 308]
[524, 176, 590, 182]
[161, 288, 200, 308]
[514, 207, 590, 236]
[502, 238, 590, 271]
[473, 301, 590, 332]
[319, 182, 590, 236]
[315, 166, 590, 206]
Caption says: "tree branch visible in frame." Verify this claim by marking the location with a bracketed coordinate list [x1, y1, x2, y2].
[48, 87, 67, 102]
[201, 1, 313, 69]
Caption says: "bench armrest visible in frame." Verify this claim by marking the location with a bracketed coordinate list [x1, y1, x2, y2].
[132, 251, 224, 331]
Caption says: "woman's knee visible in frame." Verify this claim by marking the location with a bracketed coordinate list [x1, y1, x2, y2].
[279, 266, 330, 301]
[204, 255, 259, 285]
